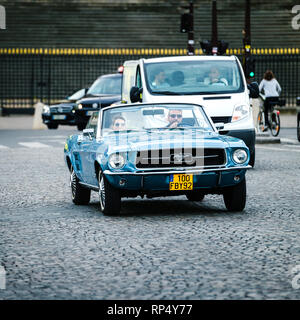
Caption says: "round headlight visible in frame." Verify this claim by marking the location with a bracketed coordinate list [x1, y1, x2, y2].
[232, 149, 248, 164]
[78, 104, 83, 110]
[109, 153, 126, 169]
[92, 103, 98, 108]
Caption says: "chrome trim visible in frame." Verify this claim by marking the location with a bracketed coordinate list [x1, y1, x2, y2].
[136, 148, 228, 169]
[79, 181, 99, 191]
[103, 165, 252, 176]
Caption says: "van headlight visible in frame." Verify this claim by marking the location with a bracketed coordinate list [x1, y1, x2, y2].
[109, 153, 126, 169]
[77, 104, 83, 110]
[232, 149, 248, 164]
[232, 105, 249, 122]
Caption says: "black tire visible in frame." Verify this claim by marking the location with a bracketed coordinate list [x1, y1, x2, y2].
[223, 178, 246, 212]
[297, 112, 300, 142]
[47, 123, 58, 129]
[270, 112, 280, 137]
[257, 111, 264, 133]
[77, 123, 86, 131]
[98, 172, 121, 215]
[249, 149, 255, 168]
[186, 192, 205, 202]
[70, 166, 91, 205]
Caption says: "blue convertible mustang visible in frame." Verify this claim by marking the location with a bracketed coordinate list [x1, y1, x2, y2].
[64, 103, 251, 215]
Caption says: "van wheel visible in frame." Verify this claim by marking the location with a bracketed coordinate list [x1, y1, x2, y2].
[223, 178, 246, 212]
[98, 172, 121, 215]
[77, 123, 86, 131]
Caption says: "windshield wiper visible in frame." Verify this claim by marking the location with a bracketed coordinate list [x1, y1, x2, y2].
[151, 91, 181, 95]
[185, 91, 226, 95]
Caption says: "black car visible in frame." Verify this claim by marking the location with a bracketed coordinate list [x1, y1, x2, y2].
[42, 88, 87, 129]
[74, 73, 122, 130]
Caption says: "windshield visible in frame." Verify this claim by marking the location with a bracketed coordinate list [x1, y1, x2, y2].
[68, 88, 86, 100]
[144, 60, 244, 95]
[87, 75, 121, 95]
[101, 103, 213, 135]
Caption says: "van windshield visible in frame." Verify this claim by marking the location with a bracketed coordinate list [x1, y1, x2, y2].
[144, 60, 244, 95]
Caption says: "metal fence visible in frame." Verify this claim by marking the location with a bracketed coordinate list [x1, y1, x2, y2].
[0, 48, 299, 114]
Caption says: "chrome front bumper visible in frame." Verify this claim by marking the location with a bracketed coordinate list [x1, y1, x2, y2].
[103, 165, 252, 176]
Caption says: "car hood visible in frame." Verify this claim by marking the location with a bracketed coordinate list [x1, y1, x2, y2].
[77, 95, 121, 105]
[102, 130, 246, 154]
[50, 102, 76, 109]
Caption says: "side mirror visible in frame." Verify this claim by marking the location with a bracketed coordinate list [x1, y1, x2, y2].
[83, 128, 95, 140]
[247, 82, 259, 99]
[84, 88, 89, 94]
[215, 122, 225, 131]
[130, 86, 143, 103]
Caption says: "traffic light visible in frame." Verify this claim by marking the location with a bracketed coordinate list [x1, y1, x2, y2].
[245, 56, 255, 79]
[180, 13, 193, 33]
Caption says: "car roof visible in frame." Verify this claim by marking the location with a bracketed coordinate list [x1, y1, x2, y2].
[96, 73, 122, 80]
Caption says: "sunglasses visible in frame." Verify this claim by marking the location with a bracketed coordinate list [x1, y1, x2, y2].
[114, 122, 125, 127]
[170, 114, 182, 119]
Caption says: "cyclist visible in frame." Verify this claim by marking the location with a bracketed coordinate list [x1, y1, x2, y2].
[259, 70, 281, 130]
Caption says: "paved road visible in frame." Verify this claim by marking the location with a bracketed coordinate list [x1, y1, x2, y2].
[0, 129, 300, 299]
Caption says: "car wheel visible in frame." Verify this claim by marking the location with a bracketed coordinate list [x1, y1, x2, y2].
[98, 172, 121, 215]
[77, 124, 86, 131]
[70, 166, 91, 205]
[223, 178, 246, 212]
[47, 123, 58, 129]
[186, 192, 205, 202]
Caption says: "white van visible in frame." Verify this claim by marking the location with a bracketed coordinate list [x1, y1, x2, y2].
[121, 55, 259, 166]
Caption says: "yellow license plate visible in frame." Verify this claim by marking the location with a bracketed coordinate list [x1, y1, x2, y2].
[169, 174, 193, 191]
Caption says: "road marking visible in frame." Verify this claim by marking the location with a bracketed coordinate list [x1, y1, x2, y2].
[280, 144, 300, 149]
[45, 140, 66, 145]
[18, 142, 51, 148]
[280, 138, 300, 145]
[256, 146, 300, 153]
[0, 144, 9, 149]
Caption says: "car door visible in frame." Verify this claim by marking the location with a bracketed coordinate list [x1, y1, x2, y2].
[78, 111, 99, 185]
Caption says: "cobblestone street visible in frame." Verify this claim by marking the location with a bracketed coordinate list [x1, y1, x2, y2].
[0, 128, 300, 299]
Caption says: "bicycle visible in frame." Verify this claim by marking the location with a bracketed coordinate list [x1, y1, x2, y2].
[257, 94, 285, 137]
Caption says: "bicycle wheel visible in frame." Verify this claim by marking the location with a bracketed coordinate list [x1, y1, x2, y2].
[270, 111, 280, 137]
[297, 112, 300, 142]
[257, 111, 265, 133]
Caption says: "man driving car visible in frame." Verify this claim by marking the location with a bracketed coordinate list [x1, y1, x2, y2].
[166, 109, 183, 128]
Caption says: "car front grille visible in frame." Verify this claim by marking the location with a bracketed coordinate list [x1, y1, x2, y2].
[136, 148, 226, 169]
[51, 106, 72, 113]
[211, 116, 232, 124]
